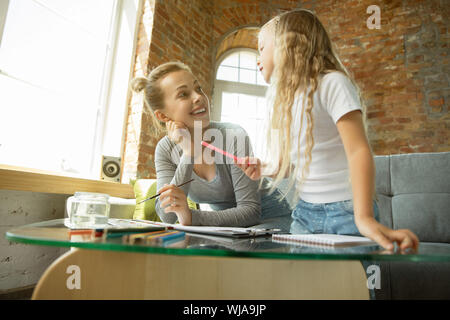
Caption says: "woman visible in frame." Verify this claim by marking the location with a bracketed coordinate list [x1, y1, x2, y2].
[131, 61, 292, 231]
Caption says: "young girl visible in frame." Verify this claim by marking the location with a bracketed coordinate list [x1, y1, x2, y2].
[235, 9, 419, 251]
[131, 61, 292, 230]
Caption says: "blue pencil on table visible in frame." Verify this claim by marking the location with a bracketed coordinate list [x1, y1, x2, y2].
[105, 229, 164, 239]
[148, 231, 185, 243]
[102, 228, 166, 239]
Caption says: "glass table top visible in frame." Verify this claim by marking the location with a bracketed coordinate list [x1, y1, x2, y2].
[6, 219, 450, 262]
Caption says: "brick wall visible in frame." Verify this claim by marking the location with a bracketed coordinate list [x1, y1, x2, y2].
[318, 0, 449, 155]
[215, 27, 260, 62]
[123, 0, 214, 180]
[123, 0, 449, 181]
[122, 0, 155, 183]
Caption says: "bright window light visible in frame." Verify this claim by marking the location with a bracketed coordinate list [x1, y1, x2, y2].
[0, 0, 139, 179]
[214, 50, 269, 159]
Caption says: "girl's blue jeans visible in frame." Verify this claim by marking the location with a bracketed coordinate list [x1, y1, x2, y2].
[290, 199, 380, 235]
[290, 198, 381, 300]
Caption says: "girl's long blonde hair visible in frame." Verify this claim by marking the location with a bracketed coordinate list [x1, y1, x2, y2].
[262, 9, 365, 199]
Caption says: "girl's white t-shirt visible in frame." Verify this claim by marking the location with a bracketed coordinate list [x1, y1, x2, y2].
[290, 71, 362, 203]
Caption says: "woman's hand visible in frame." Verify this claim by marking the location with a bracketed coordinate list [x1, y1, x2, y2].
[158, 184, 192, 225]
[166, 120, 192, 155]
[234, 156, 262, 180]
[355, 216, 419, 252]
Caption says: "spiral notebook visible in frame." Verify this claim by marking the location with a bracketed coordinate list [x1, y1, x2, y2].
[272, 233, 375, 247]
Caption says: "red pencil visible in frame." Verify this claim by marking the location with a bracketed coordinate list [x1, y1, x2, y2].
[201, 141, 243, 162]
[68, 229, 103, 238]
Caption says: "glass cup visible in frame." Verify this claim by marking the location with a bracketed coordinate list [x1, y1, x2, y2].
[66, 192, 110, 227]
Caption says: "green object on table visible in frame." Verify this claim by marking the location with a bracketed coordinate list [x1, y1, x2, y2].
[132, 179, 198, 222]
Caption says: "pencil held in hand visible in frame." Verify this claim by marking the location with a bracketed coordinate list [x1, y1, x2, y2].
[201, 141, 243, 162]
[200, 141, 260, 178]
[234, 156, 262, 181]
[137, 179, 195, 204]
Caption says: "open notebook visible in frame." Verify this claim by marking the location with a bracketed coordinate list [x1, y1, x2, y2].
[64, 218, 165, 232]
[272, 233, 375, 247]
[132, 219, 282, 238]
[64, 218, 281, 238]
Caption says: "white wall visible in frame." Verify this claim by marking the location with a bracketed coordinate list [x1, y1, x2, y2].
[0, 190, 69, 291]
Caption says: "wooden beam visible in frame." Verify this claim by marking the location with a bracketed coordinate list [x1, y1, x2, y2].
[0, 165, 134, 198]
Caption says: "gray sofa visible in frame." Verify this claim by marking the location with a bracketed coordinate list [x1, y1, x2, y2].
[108, 152, 450, 299]
[373, 151, 450, 299]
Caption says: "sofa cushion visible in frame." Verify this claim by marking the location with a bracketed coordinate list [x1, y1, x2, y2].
[376, 194, 393, 229]
[375, 152, 450, 242]
[374, 156, 391, 196]
[389, 152, 450, 243]
[392, 194, 450, 242]
[390, 152, 450, 195]
[133, 179, 198, 221]
[109, 197, 136, 219]
[133, 179, 160, 221]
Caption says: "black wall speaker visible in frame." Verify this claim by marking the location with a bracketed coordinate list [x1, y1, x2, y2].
[101, 156, 121, 182]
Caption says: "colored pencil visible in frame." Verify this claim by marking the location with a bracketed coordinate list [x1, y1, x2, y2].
[141, 230, 181, 244]
[144, 230, 179, 240]
[149, 231, 185, 243]
[137, 178, 195, 204]
[201, 141, 243, 162]
[128, 229, 168, 241]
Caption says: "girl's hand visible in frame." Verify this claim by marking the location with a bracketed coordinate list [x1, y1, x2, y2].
[234, 156, 262, 180]
[356, 216, 419, 252]
[158, 184, 192, 225]
[166, 120, 191, 155]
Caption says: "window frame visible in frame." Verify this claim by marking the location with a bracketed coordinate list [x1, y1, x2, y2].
[0, 164, 134, 198]
[0, 0, 8, 48]
[212, 49, 267, 121]
[94, 0, 144, 180]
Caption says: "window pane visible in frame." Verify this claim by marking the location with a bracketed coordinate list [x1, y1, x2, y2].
[221, 92, 239, 117]
[0, 75, 97, 174]
[0, 0, 117, 178]
[220, 115, 233, 123]
[256, 70, 268, 86]
[218, 92, 268, 158]
[220, 52, 239, 67]
[239, 68, 256, 85]
[37, 0, 115, 42]
[0, 0, 109, 102]
[216, 66, 238, 82]
[238, 94, 257, 120]
[102, 0, 137, 158]
[253, 119, 266, 157]
[256, 97, 268, 119]
[216, 50, 269, 158]
[239, 52, 256, 70]
[245, 121, 257, 147]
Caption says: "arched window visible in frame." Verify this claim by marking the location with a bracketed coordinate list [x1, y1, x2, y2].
[213, 49, 268, 158]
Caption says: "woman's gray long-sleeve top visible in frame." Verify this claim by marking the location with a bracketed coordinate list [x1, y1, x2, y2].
[154, 121, 264, 227]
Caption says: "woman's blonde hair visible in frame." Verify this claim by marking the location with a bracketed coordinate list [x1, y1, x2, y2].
[262, 9, 365, 199]
[130, 61, 193, 134]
